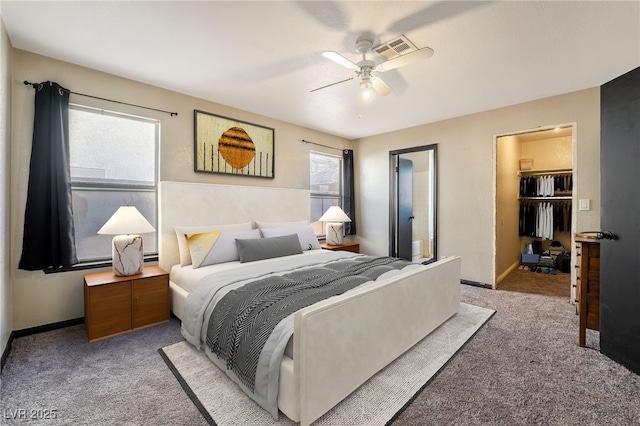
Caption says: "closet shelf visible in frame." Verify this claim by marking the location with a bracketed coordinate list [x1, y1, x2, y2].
[518, 196, 572, 201]
[518, 168, 572, 176]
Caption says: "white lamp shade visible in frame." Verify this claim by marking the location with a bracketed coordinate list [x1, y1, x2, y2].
[319, 206, 351, 245]
[318, 206, 351, 223]
[98, 206, 154, 277]
[97, 206, 155, 235]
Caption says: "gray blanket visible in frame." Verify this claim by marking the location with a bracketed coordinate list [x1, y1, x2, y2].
[206, 256, 412, 391]
[181, 251, 420, 419]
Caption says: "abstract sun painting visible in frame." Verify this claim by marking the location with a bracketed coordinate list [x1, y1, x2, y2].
[194, 110, 274, 178]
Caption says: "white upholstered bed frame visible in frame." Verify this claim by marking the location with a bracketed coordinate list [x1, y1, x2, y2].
[159, 181, 461, 425]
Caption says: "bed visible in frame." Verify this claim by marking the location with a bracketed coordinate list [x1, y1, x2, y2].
[159, 182, 461, 425]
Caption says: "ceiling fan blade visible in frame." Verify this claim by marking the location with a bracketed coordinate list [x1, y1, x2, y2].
[375, 47, 434, 72]
[371, 76, 392, 96]
[309, 77, 355, 93]
[321, 51, 359, 69]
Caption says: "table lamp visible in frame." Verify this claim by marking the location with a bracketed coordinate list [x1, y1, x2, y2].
[319, 206, 352, 245]
[97, 206, 155, 276]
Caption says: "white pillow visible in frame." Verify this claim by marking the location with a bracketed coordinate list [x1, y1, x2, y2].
[187, 229, 262, 268]
[174, 222, 253, 266]
[255, 220, 308, 229]
[260, 225, 321, 251]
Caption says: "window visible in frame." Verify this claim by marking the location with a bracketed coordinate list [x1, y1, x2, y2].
[69, 105, 159, 263]
[309, 151, 342, 236]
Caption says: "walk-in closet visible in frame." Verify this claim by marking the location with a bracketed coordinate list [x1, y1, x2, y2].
[495, 126, 574, 297]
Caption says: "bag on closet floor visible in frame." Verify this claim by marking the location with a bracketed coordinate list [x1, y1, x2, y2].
[556, 253, 571, 273]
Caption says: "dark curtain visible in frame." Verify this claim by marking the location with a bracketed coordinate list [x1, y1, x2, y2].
[19, 82, 78, 270]
[342, 149, 357, 235]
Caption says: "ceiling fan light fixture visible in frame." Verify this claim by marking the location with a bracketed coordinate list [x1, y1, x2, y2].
[316, 33, 432, 98]
[360, 81, 373, 100]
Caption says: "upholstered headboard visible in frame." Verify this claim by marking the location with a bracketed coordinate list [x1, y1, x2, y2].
[158, 181, 310, 271]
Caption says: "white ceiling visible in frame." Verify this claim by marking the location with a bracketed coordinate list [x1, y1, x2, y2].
[2, 1, 639, 140]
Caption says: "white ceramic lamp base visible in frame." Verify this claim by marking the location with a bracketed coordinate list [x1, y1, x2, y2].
[325, 222, 344, 246]
[112, 234, 144, 276]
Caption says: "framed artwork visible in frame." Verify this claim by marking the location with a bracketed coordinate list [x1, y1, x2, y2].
[194, 109, 274, 178]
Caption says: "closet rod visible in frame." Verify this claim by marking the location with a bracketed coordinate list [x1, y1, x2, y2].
[518, 196, 572, 201]
[517, 169, 572, 176]
[301, 139, 343, 152]
[23, 80, 178, 117]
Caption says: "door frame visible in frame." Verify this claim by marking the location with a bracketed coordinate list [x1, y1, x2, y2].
[389, 144, 438, 261]
[492, 123, 577, 290]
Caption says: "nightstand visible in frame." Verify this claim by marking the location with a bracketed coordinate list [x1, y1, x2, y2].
[84, 265, 169, 342]
[320, 241, 360, 253]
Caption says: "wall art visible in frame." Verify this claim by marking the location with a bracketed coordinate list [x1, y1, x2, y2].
[194, 109, 274, 178]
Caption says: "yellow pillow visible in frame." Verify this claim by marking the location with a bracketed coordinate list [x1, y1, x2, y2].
[186, 229, 262, 268]
[187, 232, 221, 268]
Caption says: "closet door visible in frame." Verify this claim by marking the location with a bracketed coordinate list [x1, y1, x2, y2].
[599, 66, 640, 375]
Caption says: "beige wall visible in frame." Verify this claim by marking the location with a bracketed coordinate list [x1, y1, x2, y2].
[1, 14, 13, 355]
[495, 135, 521, 281]
[521, 136, 572, 171]
[354, 88, 600, 286]
[10, 49, 352, 330]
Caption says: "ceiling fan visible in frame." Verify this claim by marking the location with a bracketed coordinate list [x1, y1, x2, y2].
[311, 35, 434, 99]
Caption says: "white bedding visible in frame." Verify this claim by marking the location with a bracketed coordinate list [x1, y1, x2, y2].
[179, 250, 423, 419]
[170, 249, 333, 293]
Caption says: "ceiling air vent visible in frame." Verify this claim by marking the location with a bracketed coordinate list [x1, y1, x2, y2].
[373, 35, 418, 61]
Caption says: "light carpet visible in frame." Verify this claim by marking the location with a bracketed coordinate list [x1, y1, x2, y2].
[159, 302, 495, 426]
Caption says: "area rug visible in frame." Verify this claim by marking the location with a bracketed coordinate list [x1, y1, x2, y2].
[159, 302, 495, 426]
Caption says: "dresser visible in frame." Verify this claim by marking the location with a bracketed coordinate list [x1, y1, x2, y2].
[574, 236, 600, 347]
[84, 266, 170, 342]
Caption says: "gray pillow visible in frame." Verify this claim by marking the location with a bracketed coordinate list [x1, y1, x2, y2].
[236, 234, 303, 263]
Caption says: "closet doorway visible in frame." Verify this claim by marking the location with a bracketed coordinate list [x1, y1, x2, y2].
[495, 125, 575, 297]
[389, 145, 437, 264]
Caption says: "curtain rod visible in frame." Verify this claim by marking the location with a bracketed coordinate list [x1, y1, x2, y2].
[301, 139, 345, 152]
[23, 80, 178, 117]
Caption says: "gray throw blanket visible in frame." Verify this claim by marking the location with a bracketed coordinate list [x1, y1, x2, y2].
[206, 256, 412, 391]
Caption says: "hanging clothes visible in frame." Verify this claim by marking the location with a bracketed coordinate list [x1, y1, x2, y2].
[519, 172, 572, 240]
[536, 202, 554, 240]
[518, 200, 571, 240]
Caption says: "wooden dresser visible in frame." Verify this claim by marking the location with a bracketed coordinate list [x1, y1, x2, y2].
[575, 236, 600, 347]
[84, 266, 169, 342]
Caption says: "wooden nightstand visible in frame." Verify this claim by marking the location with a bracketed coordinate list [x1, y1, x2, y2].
[84, 265, 169, 342]
[320, 241, 360, 253]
